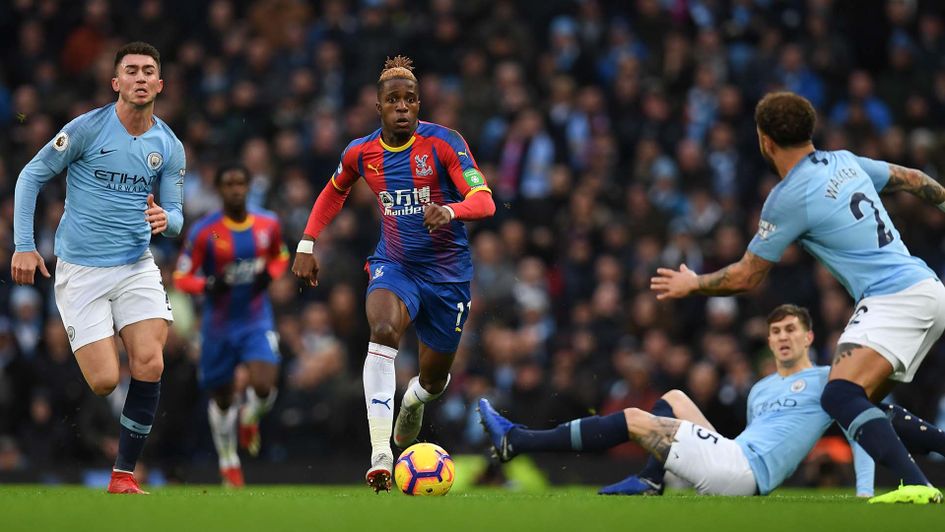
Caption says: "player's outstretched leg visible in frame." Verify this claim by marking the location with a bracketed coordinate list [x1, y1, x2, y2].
[822, 346, 934, 500]
[394, 374, 450, 448]
[209, 399, 243, 488]
[884, 404, 945, 457]
[479, 398, 633, 461]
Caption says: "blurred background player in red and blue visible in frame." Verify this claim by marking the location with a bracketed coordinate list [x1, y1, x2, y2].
[174, 163, 289, 487]
[292, 56, 495, 492]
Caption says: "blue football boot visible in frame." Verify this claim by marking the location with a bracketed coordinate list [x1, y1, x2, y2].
[477, 398, 521, 463]
[598, 474, 664, 496]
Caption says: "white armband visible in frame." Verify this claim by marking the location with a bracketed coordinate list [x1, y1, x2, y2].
[296, 240, 314, 254]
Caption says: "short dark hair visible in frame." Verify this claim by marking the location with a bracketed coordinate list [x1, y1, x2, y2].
[114, 42, 161, 74]
[754, 92, 816, 147]
[766, 304, 812, 331]
[214, 162, 250, 187]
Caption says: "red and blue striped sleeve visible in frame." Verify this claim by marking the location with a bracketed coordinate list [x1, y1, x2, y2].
[435, 128, 491, 198]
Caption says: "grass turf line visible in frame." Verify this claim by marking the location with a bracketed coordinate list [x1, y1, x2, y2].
[0, 486, 940, 532]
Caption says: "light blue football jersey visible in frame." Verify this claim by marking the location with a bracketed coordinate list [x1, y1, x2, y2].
[14, 103, 184, 267]
[748, 150, 935, 300]
[735, 366, 873, 495]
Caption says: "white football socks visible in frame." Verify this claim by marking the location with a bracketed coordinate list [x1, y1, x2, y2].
[402, 373, 451, 410]
[241, 387, 278, 426]
[364, 342, 397, 459]
[208, 400, 239, 469]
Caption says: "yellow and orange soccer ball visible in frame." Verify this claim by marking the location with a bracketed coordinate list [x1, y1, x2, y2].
[394, 443, 455, 496]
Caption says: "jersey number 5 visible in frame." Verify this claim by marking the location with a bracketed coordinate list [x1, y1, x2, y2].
[849, 192, 893, 248]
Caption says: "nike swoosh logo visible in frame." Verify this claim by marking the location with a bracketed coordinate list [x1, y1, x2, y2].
[100, 148, 117, 155]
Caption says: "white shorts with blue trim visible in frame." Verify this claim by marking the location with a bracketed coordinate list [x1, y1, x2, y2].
[838, 278, 945, 383]
[665, 421, 757, 496]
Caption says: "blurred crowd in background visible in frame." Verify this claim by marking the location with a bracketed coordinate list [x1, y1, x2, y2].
[2, 0, 945, 483]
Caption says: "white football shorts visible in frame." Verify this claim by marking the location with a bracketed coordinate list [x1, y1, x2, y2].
[54, 250, 174, 351]
[838, 278, 945, 383]
[664, 420, 757, 496]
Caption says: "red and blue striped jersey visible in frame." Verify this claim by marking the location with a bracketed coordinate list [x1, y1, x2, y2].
[330, 121, 491, 283]
[174, 209, 289, 332]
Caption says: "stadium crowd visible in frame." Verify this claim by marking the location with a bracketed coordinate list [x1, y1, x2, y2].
[1, 0, 945, 483]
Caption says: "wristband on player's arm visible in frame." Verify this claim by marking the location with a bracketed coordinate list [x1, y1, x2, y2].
[296, 239, 314, 254]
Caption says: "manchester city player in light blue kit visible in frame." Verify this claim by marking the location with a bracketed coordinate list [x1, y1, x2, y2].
[652, 92, 945, 504]
[11, 42, 184, 495]
[480, 305, 880, 497]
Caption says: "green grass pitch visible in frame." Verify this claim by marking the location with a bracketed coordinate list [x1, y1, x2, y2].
[0, 485, 941, 532]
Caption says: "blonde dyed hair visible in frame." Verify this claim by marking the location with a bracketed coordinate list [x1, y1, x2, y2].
[378, 55, 418, 85]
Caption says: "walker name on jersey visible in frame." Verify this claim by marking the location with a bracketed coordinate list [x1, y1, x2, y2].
[94, 170, 156, 192]
[379, 185, 431, 216]
[824, 167, 858, 199]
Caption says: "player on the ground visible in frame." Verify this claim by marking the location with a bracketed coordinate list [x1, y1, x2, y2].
[292, 56, 495, 492]
[482, 304, 944, 497]
[174, 163, 288, 487]
[12, 42, 184, 494]
[651, 92, 945, 504]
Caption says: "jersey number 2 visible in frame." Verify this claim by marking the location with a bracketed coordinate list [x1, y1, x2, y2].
[849, 192, 893, 248]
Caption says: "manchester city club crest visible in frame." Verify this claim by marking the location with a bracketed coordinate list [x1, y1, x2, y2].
[147, 151, 164, 171]
[791, 379, 806, 393]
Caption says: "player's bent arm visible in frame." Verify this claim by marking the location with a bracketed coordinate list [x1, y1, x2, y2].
[301, 178, 352, 242]
[161, 204, 184, 237]
[445, 188, 495, 221]
[158, 140, 186, 237]
[884, 164, 945, 208]
[13, 159, 60, 252]
[695, 251, 774, 296]
[173, 271, 206, 294]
